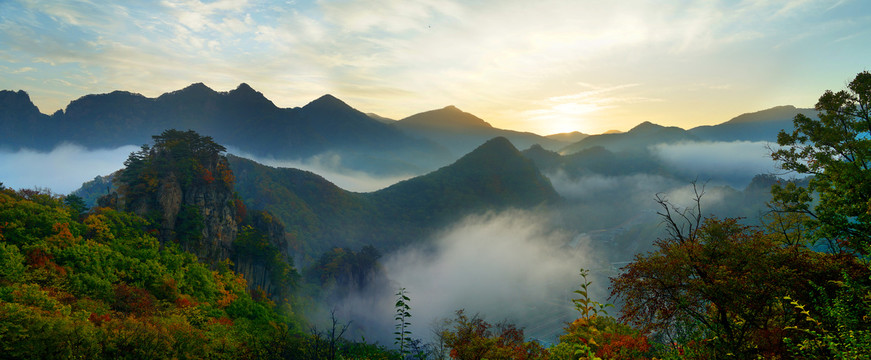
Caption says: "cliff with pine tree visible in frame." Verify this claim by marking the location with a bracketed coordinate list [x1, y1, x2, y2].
[99, 129, 295, 298]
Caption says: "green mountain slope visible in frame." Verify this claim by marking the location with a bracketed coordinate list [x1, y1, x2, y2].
[229, 137, 560, 259]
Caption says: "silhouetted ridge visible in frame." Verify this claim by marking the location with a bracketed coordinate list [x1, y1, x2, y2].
[628, 121, 669, 133]
[177, 82, 216, 95]
[226, 82, 277, 109]
[304, 94, 353, 111]
[373, 136, 559, 229]
[689, 105, 815, 142]
[560, 120, 697, 154]
[0, 90, 41, 115]
[399, 105, 493, 130]
[727, 105, 800, 124]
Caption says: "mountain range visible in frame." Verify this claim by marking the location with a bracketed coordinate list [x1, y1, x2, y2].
[228, 136, 559, 258]
[1, 84, 814, 178]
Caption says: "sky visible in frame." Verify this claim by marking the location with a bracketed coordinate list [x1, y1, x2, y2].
[1, 0, 870, 135]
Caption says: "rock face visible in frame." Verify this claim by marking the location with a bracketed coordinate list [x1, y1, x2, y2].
[232, 211, 291, 297]
[108, 130, 294, 299]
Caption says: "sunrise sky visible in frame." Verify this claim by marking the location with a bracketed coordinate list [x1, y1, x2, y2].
[1, 0, 869, 135]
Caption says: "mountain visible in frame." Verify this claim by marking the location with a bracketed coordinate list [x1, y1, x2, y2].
[689, 105, 816, 142]
[229, 136, 560, 259]
[0, 90, 54, 148]
[523, 144, 667, 178]
[1, 84, 451, 175]
[91, 129, 294, 298]
[366, 112, 397, 124]
[559, 121, 697, 155]
[371, 137, 560, 229]
[394, 105, 569, 156]
[546, 131, 589, 143]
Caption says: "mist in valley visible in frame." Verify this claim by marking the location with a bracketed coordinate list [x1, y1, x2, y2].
[227, 147, 420, 192]
[0, 136, 786, 351]
[307, 140, 782, 347]
[0, 143, 138, 194]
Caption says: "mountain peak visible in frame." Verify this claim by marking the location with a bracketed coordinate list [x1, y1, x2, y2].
[399, 105, 492, 130]
[181, 82, 215, 93]
[233, 82, 255, 93]
[628, 121, 665, 133]
[476, 136, 516, 152]
[0, 90, 41, 115]
[305, 94, 351, 109]
[227, 82, 276, 108]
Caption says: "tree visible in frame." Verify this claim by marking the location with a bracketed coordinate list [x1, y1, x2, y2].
[611, 187, 870, 358]
[772, 71, 871, 254]
[63, 194, 88, 217]
[441, 310, 547, 360]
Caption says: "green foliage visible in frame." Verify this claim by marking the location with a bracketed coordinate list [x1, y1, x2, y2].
[783, 269, 871, 358]
[772, 71, 871, 254]
[0, 187, 317, 358]
[551, 270, 650, 360]
[233, 223, 296, 287]
[306, 245, 383, 289]
[175, 204, 204, 245]
[572, 268, 613, 319]
[394, 287, 413, 357]
[63, 194, 88, 217]
[0, 242, 27, 283]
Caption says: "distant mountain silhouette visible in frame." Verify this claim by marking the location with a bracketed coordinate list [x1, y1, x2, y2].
[559, 121, 697, 155]
[0, 84, 451, 175]
[394, 105, 568, 156]
[366, 112, 397, 124]
[689, 105, 815, 142]
[523, 144, 667, 178]
[228, 136, 559, 257]
[545, 131, 589, 143]
[0, 90, 53, 147]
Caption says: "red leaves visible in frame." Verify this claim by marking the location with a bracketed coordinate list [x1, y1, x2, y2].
[88, 312, 111, 326]
[112, 283, 156, 316]
[596, 333, 651, 360]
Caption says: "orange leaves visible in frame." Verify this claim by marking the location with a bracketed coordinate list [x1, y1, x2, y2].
[233, 198, 246, 223]
[217, 160, 235, 187]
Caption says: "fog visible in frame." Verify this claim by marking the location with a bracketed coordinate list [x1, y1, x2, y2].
[227, 148, 416, 192]
[326, 210, 612, 346]
[0, 143, 137, 194]
[651, 140, 781, 188]
[314, 159, 766, 348]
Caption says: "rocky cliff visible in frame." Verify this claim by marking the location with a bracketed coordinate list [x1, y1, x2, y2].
[104, 129, 296, 299]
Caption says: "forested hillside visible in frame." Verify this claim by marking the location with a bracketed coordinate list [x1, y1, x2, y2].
[230, 136, 560, 258]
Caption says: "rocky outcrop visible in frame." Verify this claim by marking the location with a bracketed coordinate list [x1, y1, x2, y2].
[109, 130, 294, 299]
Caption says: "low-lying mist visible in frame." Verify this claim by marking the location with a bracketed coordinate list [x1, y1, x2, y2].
[314, 158, 771, 348]
[0, 143, 137, 194]
[320, 210, 616, 346]
[651, 140, 782, 188]
[227, 148, 417, 192]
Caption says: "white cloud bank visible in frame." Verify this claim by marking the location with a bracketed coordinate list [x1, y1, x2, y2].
[0, 144, 137, 194]
[332, 210, 612, 345]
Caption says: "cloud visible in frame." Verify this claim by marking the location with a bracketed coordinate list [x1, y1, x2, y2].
[3, 0, 869, 134]
[651, 141, 783, 187]
[0, 143, 137, 194]
[227, 148, 415, 192]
